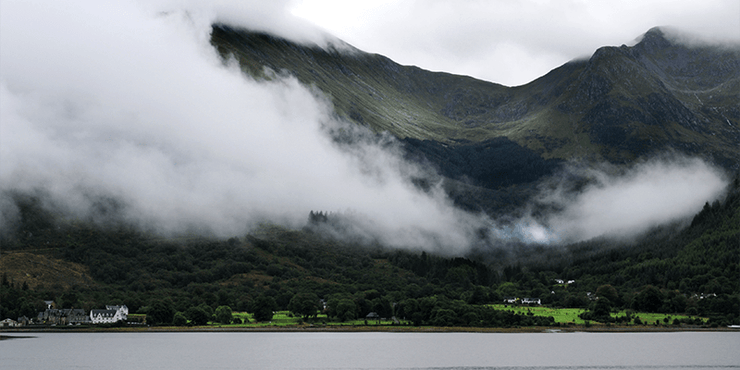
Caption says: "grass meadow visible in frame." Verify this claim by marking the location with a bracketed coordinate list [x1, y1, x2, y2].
[488, 304, 706, 326]
[202, 307, 707, 329]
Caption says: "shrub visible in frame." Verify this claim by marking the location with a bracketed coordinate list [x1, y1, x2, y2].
[173, 311, 187, 326]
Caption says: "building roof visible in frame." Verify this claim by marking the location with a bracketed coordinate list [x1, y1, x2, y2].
[91, 309, 117, 317]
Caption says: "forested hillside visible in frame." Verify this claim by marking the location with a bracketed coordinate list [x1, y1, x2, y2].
[2, 175, 738, 326]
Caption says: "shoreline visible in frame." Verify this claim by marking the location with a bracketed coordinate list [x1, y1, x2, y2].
[2, 324, 737, 335]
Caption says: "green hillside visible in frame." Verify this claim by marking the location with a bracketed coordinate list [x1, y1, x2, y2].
[1, 176, 738, 326]
[211, 26, 740, 167]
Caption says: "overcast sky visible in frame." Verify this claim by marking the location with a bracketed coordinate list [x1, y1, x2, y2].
[287, 0, 740, 86]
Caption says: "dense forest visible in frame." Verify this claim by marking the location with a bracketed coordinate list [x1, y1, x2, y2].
[1, 175, 738, 327]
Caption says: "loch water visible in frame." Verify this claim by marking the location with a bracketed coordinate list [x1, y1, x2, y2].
[1, 331, 738, 369]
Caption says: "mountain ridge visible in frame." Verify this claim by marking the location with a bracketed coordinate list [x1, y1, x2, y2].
[211, 25, 740, 169]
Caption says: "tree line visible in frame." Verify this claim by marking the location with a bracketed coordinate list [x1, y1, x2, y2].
[1, 176, 738, 327]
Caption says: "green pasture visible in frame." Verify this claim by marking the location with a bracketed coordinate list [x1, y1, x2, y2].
[193, 308, 707, 328]
[623, 311, 706, 326]
[488, 304, 706, 326]
[205, 311, 402, 328]
[226, 311, 299, 327]
[490, 305, 588, 324]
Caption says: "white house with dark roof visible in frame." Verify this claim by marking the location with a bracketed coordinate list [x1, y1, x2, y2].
[90, 305, 128, 324]
[106, 305, 128, 317]
[503, 297, 518, 304]
[0, 318, 19, 327]
[522, 298, 541, 305]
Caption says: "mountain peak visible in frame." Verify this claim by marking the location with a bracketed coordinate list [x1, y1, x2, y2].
[211, 25, 740, 168]
[635, 27, 673, 52]
[644, 26, 667, 38]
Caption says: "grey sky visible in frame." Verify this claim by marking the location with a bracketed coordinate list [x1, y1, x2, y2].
[289, 0, 740, 86]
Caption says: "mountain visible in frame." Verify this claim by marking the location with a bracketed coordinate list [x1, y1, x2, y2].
[1, 25, 738, 328]
[211, 26, 740, 170]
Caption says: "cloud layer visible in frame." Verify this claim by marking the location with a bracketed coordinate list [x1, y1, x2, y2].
[0, 0, 480, 250]
[524, 156, 728, 244]
[0, 1, 730, 254]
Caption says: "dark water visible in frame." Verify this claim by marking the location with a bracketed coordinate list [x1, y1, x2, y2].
[1, 331, 738, 369]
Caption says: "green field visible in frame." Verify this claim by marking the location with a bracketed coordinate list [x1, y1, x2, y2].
[227, 311, 298, 327]
[488, 305, 707, 326]
[192, 307, 707, 328]
[489, 305, 589, 324]
[205, 311, 404, 328]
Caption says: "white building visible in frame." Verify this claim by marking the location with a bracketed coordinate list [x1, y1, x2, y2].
[106, 305, 129, 317]
[0, 318, 19, 327]
[90, 305, 128, 324]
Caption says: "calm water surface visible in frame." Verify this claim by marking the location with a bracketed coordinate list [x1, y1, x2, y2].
[1, 331, 738, 369]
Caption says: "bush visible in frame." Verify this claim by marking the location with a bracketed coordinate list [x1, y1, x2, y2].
[185, 306, 210, 326]
[215, 305, 233, 325]
[251, 295, 276, 322]
[173, 311, 187, 326]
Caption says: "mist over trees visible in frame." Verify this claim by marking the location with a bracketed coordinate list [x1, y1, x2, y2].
[1, 176, 738, 327]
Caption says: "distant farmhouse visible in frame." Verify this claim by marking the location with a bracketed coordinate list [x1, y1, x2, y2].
[554, 279, 576, 285]
[503, 297, 541, 305]
[1, 318, 21, 327]
[522, 298, 541, 305]
[503, 297, 517, 304]
[37, 308, 89, 325]
[27, 303, 129, 326]
[90, 305, 129, 324]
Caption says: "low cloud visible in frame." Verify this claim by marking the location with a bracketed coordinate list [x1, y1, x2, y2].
[499, 156, 729, 245]
[0, 1, 730, 255]
[0, 0, 480, 251]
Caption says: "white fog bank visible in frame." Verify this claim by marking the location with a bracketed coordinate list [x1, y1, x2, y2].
[0, 0, 481, 251]
[530, 156, 728, 244]
[0, 1, 730, 254]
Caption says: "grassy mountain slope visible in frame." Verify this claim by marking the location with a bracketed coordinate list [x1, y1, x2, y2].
[211, 26, 740, 168]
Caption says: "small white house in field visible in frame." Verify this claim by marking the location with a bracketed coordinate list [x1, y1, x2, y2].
[0, 318, 19, 327]
[554, 279, 576, 285]
[90, 305, 128, 324]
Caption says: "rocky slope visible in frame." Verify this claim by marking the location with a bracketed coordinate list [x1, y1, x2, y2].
[211, 26, 740, 170]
